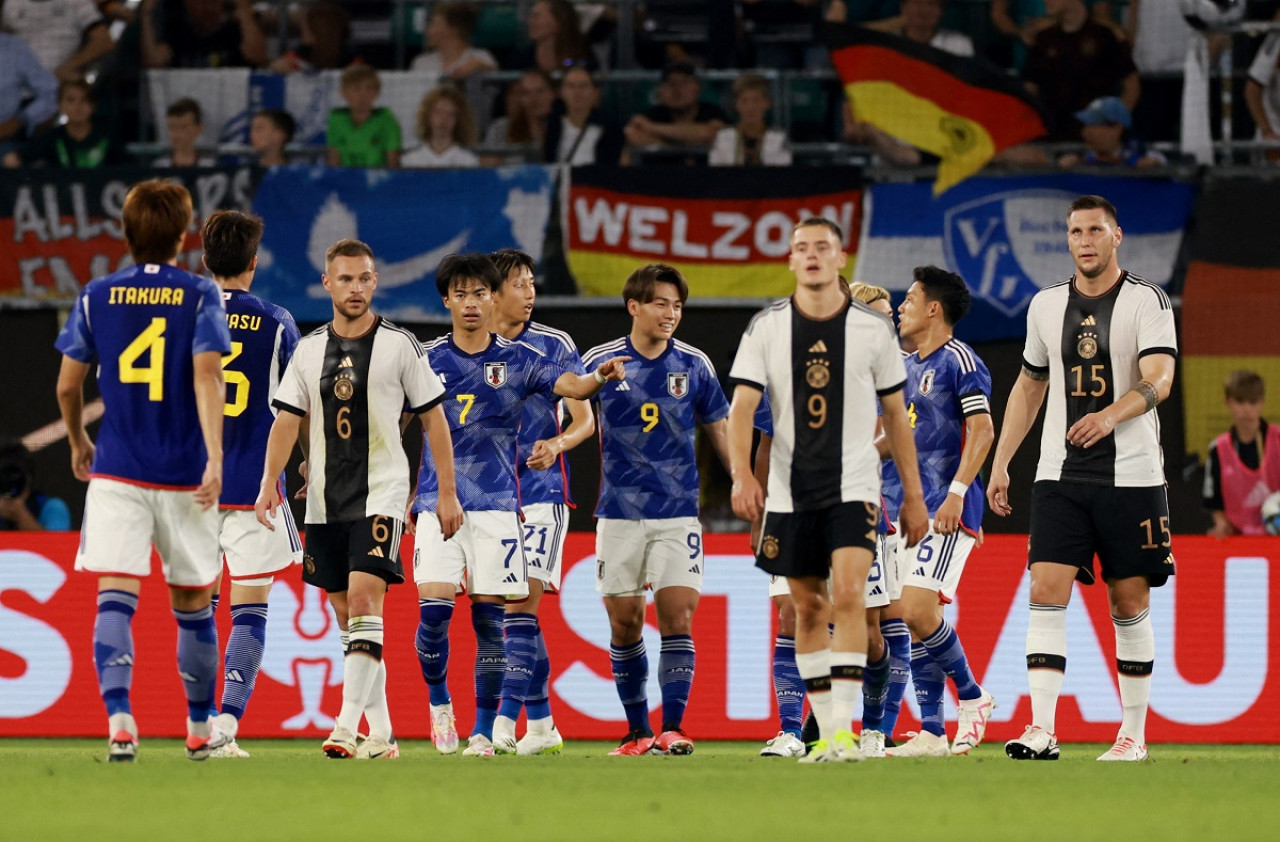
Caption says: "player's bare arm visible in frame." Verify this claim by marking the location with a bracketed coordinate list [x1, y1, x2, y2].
[1066, 353, 1175, 449]
[749, 432, 772, 547]
[553, 356, 632, 400]
[728, 384, 765, 523]
[295, 414, 310, 499]
[934, 412, 995, 535]
[987, 368, 1050, 517]
[55, 356, 95, 481]
[880, 391, 929, 548]
[255, 409, 303, 528]
[527, 397, 594, 470]
[872, 418, 890, 460]
[192, 350, 227, 510]
[420, 402, 463, 540]
[702, 417, 732, 476]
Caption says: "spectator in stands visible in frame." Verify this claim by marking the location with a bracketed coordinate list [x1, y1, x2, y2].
[0, 439, 70, 532]
[623, 62, 728, 164]
[1125, 0, 1196, 144]
[268, 1, 358, 74]
[326, 65, 402, 168]
[1022, 0, 1138, 141]
[140, 0, 267, 69]
[3, 79, 125, 169]
[2, 0, 115, 82]
[1246, 18, 1280, 155]
[544, 65, 624, 165]
[709, 73, 791, 166]
[1057, 96, 1165, 168]
[1204, 371, 1280, 537]
[250, 108, 296, 167]
[482, 69, 556, 165]
[403, 85, 480, 168]
[409, 1, 499, 79]
[508, 0, 595, 73]
[865, 0, 974, 56]
[990, 1, 1117, 70]
[0, 33, 59, 160]
[154, 97, 215, 167]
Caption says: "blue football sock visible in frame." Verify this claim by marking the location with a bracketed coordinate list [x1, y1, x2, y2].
[659, 635, 695, 732]
[881, 618, 912, 736]
[922, 619, 980, 702]
[772, 635, 804, 737]
[173, 604, 218, 724]
[861, 647, 892, 731]
[415, 598, 454, 706]
[610, 640, 650, 733]
[911, 642, 947, 737]
[220, 603, 268, 720]
[498, 613, 539, 721]
[525, 626, 553, 722]
[94, 590, 138, 717]
[472, 602, 505, 738]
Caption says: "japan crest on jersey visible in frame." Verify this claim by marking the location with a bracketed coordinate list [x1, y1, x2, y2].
[668, 372, 690, 398]
[919, 369, 935, 396]
[484, 362, 507, 387]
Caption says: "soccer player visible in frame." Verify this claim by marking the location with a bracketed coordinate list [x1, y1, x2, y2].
[988, 195, 1177, 762]
[583, 263, 732, 756]
[487, 248, 595, 755]
[879, 266, 996, 758]
[199, 210, 303, 758]
[412, 253, 627, 757]
[255, 238, 462, 760]
[728, 217, 928, 763]
[55, 179, 231, 762]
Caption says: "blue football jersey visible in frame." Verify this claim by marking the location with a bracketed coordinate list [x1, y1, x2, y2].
[55, 263, 231, 488]
[584, 337, 730, 520]
[219, 289, 300, 507]
[511, 322, 586, 507]
[413, 334, 564, 513]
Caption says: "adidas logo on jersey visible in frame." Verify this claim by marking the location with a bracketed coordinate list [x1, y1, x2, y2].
[502, 572, 519, 584]
[367, 546, 386, 558]
[615, 381, 630, 391]
[809, 340, 828, 353]
[1081, 315, 1096, 326]
[688, 564, 700, 574]
[339, 356, 355, 369]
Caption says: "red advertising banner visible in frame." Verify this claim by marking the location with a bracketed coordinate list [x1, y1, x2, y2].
[1, 533, 1276, 743]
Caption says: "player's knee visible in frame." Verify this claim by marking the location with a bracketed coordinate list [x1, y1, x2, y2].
[609, 613, 644, 644]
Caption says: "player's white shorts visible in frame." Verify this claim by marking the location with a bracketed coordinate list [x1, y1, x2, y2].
[520, 502, 569, 592]
[596, 517, 703, 597]
[899, 519, 977, 601]
[767, 574, 790, 599]
[76, 477, 220, 588]
[873, 530, 905, 604]
[219, 508, 303, 585]
[413, 509, 529, 599]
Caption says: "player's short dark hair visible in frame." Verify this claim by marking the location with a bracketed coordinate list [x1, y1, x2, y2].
[1224, 370, 1266, 403]
[1068, 194, 1118, 226]
[166, 97, 203, 123]
[202, 210, 264, 278]
[325, 238, 374, 268]
[792, 216, 843, 242]
[913, 265, 971, 326]
[254, 108, 296, 143]
[436, 252, 502, 296]
[491, 249, 536, 290]
[122, 179, 193, 264]
[622, 263, 688, 306]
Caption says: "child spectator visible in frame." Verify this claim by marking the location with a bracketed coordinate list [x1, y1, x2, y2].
[250, 108, 296, 167]
[2, 79, 125, 168]
[1204, 371, 1280, 537]
[402, 85, 479, 168]
[326, 65, 402, 168]
[154, 97, 215, 167]
[1057, 97, 1164, 168]
[409, 1, 498, 79]
[709, 73, 791, 166]
[544, 65, 624, 165]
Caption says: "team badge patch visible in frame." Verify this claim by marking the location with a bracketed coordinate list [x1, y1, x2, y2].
[1077, 333, 1098, 360]
[668, 372, 690, 398]
[919, 369, 935, 396]
[484, 362, 507, 387]
[761, 535, 780, 560]
[334, 377, 354, 400]
[806, 360, 830, 388]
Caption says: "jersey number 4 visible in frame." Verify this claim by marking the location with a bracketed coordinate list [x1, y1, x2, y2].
[118, 317, 167, 401]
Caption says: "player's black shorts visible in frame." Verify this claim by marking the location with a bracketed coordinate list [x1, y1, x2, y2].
[756, 501, 879, 579]
[303, 515, 405, 592]
[1029, 481, 1175, 587]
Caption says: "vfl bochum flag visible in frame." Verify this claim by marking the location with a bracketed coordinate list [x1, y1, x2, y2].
[853, 175, 1196, 342]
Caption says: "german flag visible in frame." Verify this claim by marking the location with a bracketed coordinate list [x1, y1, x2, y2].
[825, 22, 1046, 196]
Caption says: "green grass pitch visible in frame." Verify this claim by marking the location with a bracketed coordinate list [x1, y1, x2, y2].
[4, 740, 1279, 841]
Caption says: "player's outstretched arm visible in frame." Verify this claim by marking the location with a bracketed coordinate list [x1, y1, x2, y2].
[55, 356, 94, 481]
[554, 356, 632, 400]
[880, 392, 928, 548]
[1066, 352, 1174, 450]
[255, 410, 303, 529]
[527, 397, 595, 470]
[728, 385, 764, 524]
[988, 368, 1050, 517]
[192, 350, 226, 510]
[420, 403, 463, 540]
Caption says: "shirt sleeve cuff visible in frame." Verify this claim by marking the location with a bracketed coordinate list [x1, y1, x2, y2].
[272, 399, 306, 417]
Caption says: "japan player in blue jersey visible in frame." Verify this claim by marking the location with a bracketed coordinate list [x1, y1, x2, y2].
[55, 180, 232, 762]
[198, 211, 303, 758]
[486, 248, 595, 755]
[412, 253, 627, 756]
[881, 266, 997, 758]
[583, 263, 732, 757]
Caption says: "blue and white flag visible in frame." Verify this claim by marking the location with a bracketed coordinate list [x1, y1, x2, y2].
[854, 175, 1196, 341]
[251, 165, 555, 322]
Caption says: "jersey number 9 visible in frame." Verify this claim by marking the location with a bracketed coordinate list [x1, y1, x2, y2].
[641, 402, 660, 432]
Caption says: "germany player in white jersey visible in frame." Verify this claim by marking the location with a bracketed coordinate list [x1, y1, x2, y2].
[201, 210, 303, 758]
[255, 238, 463, 759]
[988, 195, 1178, 762]
[488, 248, 595, 755]
[729, 217, 929, 762]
